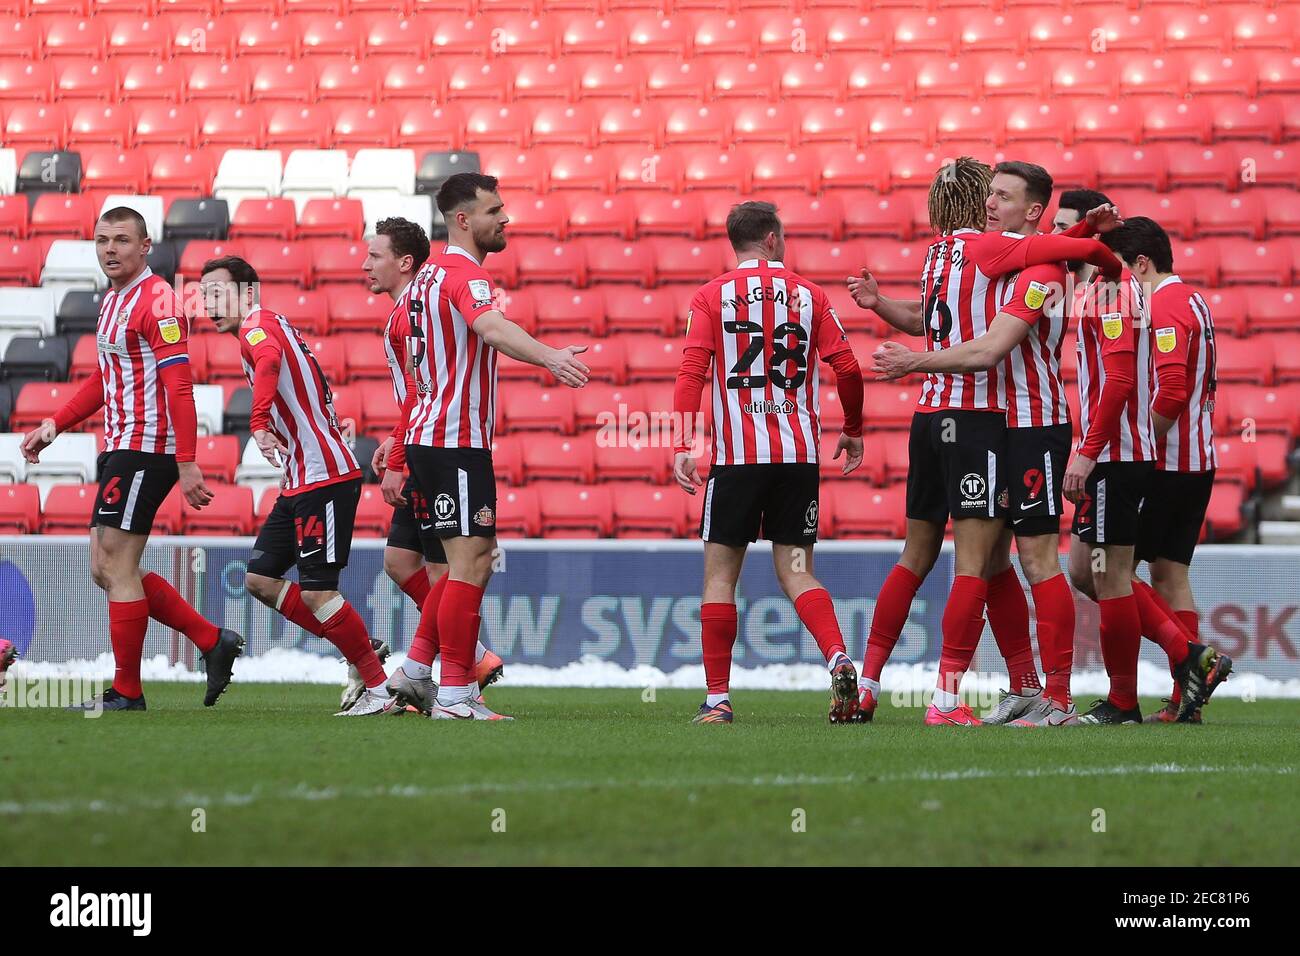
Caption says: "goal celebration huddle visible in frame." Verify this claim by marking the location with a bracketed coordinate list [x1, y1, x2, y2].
[18, 163, 1232, 727]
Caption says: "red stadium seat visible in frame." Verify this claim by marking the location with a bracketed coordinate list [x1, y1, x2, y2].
[1226, 384, 1300, 438]
[577, 58, 644, 103]
[1166, 144, 1238, 190]
[1108, 188, 1195, 240]
[624, 333, 682, 382]
[522, 434, 595, 483]
[479, 147, 549, 194]
[561, 15, 625, 58]
[830, 484, 906, 538]
[1050, 53, 1118, 98]
[298, 333, 346, 384]
[1207, 96, 1282, 143]
[933, 100, 1003, 148]
[42, 16, 105, 59]
[859, 239, 931, 286]
[749, 147, 821, 193]
[354, 485, 391, 538]
[496, 287, 536, 334]
[1200, 287, 1246, 337]
[538, 483, 612, 537]
[0, 239, 45, 286]
[1170, 239, 1221, 287]
[502, 191, 568, 238]
[0, 61, 55, 101]
[709, 56, 778, 100]
[297, 198, 364, 240]
[531, 102, 597, 148]
[464, 103, 531, 148]
[600, 287, 674, 336]
[5, 102, 68, 151]
[1245, 288, 1300, 335]
[29, 192, 96, 238]
[511, 57, 577, 100]
[1142, 97, 1214, 144]
[357, 379, 397, 436]
[40, 483, 97, 534]
[299, 16, 364, 59]
[496, 485, 541, 537]
[332, 331, 386, 381]
[1237, 142, 1300, 189]
[534, 286, 606, 335]
[819, 431, 883, 485]
[514, 237, 588, 286]
[1218, 239, 1292, 286]
[797, 101, 865, 149]
[500, 384, 576, 435]
[862, 382, 917, 430]
[183, 483, 254, 535]
[1191, 191, 1264, 239]
[13, 382, 94, 431]
[1263, 190, 1300, 238]
[491, 434, 525, 487]
[150, 148, 215, 197]
[316, 59, 381, 102]
[594, 440, 670, 484]
[610, 483, 687, 538]
[332, 104, 398, 149]
[1072, 99, 1144, 144]
[612, 145, 682, 192]
[1272, 333, 1300, 385]
[265, 105, 333, 150]
[1096, 144, 1170, 191]
[0, 18, 40, 61]
[230, 198, 297, 240]
[442, 56, 512, 102]
[202, 331, 243, 382]
[576, 338, 628, 384]
[1214, 336, 1269, 385]
[234, 16, 299, 59]
[243, 239, 313, 287]
[194, 434, 239, 484]
[55, 59, 117, 102]
[250, 286, 327, 337]
[776, 192, 845, 241]
[1210, 436, 1258, 492]
[328, 383, 364, 435]
[199, 104, 265, 149]
[782, 55, 848, 99]
[325, 286, 388, 331]
[68, 102, 132, 149]
[311, 239, 369, 285]
[572, 382, 644, 433]
[1203, 481, 1245, 540]
[0, 196, 27, 239]
[584, 238, 655, 286]
[0, 484, 41, 534]
[80, 147, 148, 193]
[545, 147, 615, 191]
[381, 60, 445, 103]
[912, 56, 982, 100]
[680, 148, 748, 193]
[395, 102, 463, 151]
[647, 237, 726, 285]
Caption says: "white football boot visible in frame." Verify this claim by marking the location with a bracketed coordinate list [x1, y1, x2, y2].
[981, 688, 1043, 725]
[1008, 696, 1079, 727]
[431, 696, 513, 721]
[339, 639, 391, 711]
[334, 688, 401, 717]
[387, 668, 437, 715]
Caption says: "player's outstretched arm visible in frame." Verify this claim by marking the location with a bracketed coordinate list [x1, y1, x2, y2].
[472, 311, 589, 388]
[20, 374, 104, 462]
[872, 313, 1030, 381]
[847, 268, 924, 336]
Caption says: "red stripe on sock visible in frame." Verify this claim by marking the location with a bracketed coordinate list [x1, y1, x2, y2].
[700, 602, 738, 696]
[794, 588, 846, 664]
[1030, 573, 1076, 707]
[937, 575, 987, 696]
[1099, 594, 1141, 710]
[109, 598, 150, 699]
[864, 564, 922, 682]
[141, 572, 219, 654]
[986, 566, 1039, 693]
[408, 572, 447, 667]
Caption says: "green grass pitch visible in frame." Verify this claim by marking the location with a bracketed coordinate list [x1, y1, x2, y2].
[4, 685, 1297, 866]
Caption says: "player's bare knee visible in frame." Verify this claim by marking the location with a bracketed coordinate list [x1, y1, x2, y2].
[383, 548, 421, 585]
[244, 572, 282, 606]
[297, 588, 339, 614]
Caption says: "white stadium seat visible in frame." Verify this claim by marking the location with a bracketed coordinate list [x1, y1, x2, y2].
[347, 149, 417, 198]
[361, 194, 433, 239]
[281, 150, 350, 216]
[99, 195, 165, 245]
[25, 432, 97, 484]
[0, 433, 25, 483]
[213, 149, 284, 219]
[41, 240, 105, 290]
[234, 432, 284, 486]
[0, 149, 16, 195]
[192, 384, 224, 437]
[0, 287, 57, 338]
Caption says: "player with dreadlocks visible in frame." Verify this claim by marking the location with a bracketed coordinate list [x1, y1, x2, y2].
[843, 157, 1124, 725]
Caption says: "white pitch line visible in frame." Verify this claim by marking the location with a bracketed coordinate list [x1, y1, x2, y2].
[0, 763, 1293, 818]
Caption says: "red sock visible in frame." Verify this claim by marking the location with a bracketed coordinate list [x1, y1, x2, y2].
[986, 566, 1039, 693]
[437, 581, 484, 688]
[700, 602, 738, 697]
[278, 582, 326, 637]
[1099, 594, 1141, 710]
[795, 588, 847, 664]
[108, 598, 150, 698]
[864, 565, 922, 681]
[140, 572, 218, 654]
[1030, 573, 1076, 707]
[1132, 579, 1189, 666]
[1171, 611, 1198, 706]
[320, 599, 386, 688]
[937, 575, 987, 696]
[407, 572, 447, 667]
[399, 567, 431, 606]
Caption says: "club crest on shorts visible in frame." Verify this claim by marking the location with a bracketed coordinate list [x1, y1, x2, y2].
[158, 317, 182, 345]
[1155, 326, 1178, 353]
[474, 505, 495, 527]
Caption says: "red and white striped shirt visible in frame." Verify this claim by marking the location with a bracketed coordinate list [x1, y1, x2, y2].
[1001, 264, 1072, 428]
[96, 266, 189, 455]
[1074, 271, 1156, 463]
[1151, 275, 1218, 472]
[406, 247, 499, 449]
[915, 229, 1022, 413]
[684, 258, 850, 465]
[384, 279, 416, 410]
[240, 307, 359, 495]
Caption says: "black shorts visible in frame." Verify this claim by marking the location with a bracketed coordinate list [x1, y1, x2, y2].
[699, 462, 819, 546]
[90, 450, 178, 536]
[404, 445, 497, 539]
[1136, 469, 1214, 566]
[1071, 461, 1154, 547]
[905, 410, 1007, 525]
[248, 477, 362, 590]
[1006, 423, 1072, 536]
[387, 475, 448, 563]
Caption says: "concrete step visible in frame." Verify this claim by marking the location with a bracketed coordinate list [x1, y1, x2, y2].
[1258, 519, 1300, 545]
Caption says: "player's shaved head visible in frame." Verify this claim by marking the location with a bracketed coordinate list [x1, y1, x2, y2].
[98, 206, 149, 241]
[929, 157, 993, 234]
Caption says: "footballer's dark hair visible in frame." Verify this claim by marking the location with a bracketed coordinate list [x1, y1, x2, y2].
[375, 217, 431, 268]
[726, 201, 782, 249]
[1056, 189, 1113, 222]
[993, 160, 1054, 209]
[928, 156, 992, 234]
[436, 172, 500, 216]
[1101, 216, 1174, 273]
[97, 205, 149, 240]
[200, 255, 260, 286]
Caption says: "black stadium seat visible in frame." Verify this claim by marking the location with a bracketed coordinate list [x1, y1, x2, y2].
[0, 382, 12, 431]
[56, 290, 106, 335]
[352, 434, 380, 483]
[224, 386, 252, 434]
[146, 240, 178, 285]
[3, 336, 70, 384]
[16, 150, 82, 195]
[165, 198, 230, 242]
[416, 151, 480, 197]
